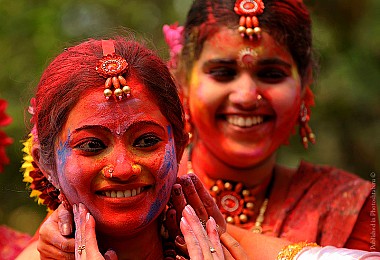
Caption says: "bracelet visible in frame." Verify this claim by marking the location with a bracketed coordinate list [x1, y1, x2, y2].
[276, 241, 320, 260]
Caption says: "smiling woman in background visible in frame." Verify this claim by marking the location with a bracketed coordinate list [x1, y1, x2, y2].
[162, 0, 380, 252]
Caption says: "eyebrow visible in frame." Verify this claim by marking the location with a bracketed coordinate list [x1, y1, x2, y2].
[203, 59, 237, 67]
[203, 57, 292, 68]
[257, 58, 292, 68]
[71, 120, 166, 135]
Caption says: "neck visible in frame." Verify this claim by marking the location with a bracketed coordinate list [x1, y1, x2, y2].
[188, 140, 276, 190]
[96, 220, 163, 260]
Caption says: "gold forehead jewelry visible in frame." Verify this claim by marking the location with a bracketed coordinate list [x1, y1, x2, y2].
[234, 0, 265, 40]
[96, 40, 131, 100]
[238, 47, 258, 68]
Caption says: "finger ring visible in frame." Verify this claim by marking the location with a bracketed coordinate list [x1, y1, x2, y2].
[210, 247, 216, 253]
[78, 245, 85, 254]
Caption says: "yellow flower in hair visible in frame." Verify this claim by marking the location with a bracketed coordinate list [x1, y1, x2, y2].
[21, 133, 60, 212]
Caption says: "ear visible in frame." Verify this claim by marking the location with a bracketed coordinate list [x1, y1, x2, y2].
[31, 142, 57, 186]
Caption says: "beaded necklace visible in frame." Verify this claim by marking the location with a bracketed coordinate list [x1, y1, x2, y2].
[187, 149, 274, 234]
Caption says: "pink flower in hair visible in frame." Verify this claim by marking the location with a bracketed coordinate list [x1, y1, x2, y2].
[163, 23, 184, 69]
[0, 99, 13, 173]
[28, 98, 38, 141]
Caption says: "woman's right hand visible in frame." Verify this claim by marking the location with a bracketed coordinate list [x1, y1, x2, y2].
[37, 204, 75, 259]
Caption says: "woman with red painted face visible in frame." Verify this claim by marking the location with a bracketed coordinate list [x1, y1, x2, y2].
[162, 0, 380, 255]
[14, 36, 243, 260]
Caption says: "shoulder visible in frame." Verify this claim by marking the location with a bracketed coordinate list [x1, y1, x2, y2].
[288, 161, 373, 207]
[296, 160, 372, 190]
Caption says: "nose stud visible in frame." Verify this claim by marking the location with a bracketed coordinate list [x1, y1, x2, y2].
[102, 165, 114, 179]
[102, 164, 141, 179]
[132, 164, 142, 175]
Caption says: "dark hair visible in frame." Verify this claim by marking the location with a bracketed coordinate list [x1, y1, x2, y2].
[34, 36, 188, 171]
[179, 0, 314, 86]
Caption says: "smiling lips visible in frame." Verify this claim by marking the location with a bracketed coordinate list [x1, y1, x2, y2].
[226, 115, 264, 128]
[100, 187, 144, 198]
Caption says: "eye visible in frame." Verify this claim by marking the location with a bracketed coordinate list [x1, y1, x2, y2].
[74, 138, 106, 154]
[133, 134, 162, 148]
[207, 67, 237, 82]
[257, 68, 288, 83]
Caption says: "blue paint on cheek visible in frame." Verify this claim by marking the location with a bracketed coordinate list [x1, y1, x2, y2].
[158, 126, 177, 180]
[144, 183, 168, 225]
[56, 133, 72, 176]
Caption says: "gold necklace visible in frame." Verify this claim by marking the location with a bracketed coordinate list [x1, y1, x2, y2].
[187, 160, 270, 234]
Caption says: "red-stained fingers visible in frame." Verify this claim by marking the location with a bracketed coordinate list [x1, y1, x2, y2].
[188, 173, 227, 235]
[38, 204, 75, 259]
[179, 175, 209, 223]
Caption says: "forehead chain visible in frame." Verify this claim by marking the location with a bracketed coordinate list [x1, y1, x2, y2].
[96, 40, 131, 100]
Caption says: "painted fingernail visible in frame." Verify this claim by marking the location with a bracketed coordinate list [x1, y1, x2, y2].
[79, 203, 85, 212]
[175, 235, 186, 246]
[184, 205, 196, 215]
[181, 176, 192, 186]
[173, 185, 182, 196]
[189, 174, 198, 183]
[208, 216, 217, 229]
[181, 216, 189, 227]
[61, 223, 72, 236]
[73, 204, 78, 213]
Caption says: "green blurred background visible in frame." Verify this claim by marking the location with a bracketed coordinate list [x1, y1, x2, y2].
[0, 0, 379, 235]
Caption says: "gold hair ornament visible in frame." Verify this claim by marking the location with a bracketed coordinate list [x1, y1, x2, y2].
[234, 0, 265, 40]
[96, 40, 131, 100]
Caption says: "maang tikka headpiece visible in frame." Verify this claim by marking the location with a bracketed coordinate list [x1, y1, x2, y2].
[96, 40, 131, 100]
[234, 0, 265, 40]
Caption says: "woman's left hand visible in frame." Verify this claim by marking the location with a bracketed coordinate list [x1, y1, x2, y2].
[73, 203, 118, 260]
[181, 204, 224, 259]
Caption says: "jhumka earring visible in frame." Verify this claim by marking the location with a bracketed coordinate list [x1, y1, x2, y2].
[96, 40, 131, 100]
[299, 86, 316, 149]
[234, 0, 265, 40]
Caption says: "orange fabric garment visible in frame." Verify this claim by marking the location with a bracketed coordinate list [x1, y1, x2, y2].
[263, 161, 379, 251]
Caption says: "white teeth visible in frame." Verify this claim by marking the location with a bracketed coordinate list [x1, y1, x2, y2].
[226, 115, 264, 127]
[102, 188, 143, 198]
[124, 190, 131, 197]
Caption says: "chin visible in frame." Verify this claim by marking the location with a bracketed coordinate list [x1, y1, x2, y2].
[220, 144, 275, 167]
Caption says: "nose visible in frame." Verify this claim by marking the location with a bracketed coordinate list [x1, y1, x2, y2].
[228, 73, 259, 109]
[102, 146, 142, 181]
